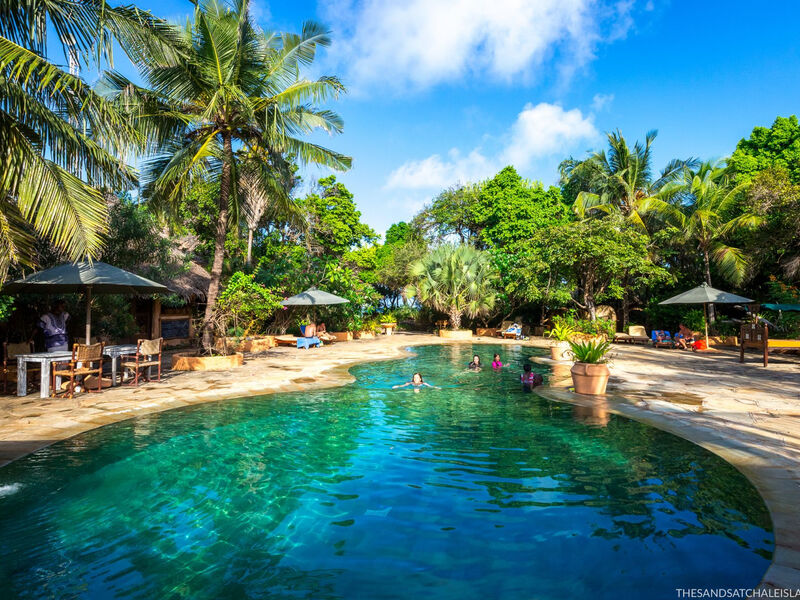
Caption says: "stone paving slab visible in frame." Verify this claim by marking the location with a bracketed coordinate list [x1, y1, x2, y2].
[1, 333, 799, 590]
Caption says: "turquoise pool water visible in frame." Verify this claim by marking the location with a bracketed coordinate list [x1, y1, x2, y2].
[0, 344, 773, 599]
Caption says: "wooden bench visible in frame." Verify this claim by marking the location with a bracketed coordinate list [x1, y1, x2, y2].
[740, 323, 800, 366]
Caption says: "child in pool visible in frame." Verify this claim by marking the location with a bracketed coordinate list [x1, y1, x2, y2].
[467, 355, 482, 370]
[520, 364, 543, 390]
[393, 372, 439, 389]
[492, 354, 503, 369]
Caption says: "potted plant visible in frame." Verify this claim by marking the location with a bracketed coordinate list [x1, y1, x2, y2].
[380, 313, 397, 335]
[568, 339, 612, 395]
[545, 323, 577, 361]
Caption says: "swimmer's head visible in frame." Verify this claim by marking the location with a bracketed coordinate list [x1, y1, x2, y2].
[412, 372, 423, 384]
[523, 364, 532, 373]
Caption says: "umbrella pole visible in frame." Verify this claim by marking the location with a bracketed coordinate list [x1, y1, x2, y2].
[704, 303, 709, 347]
[85, 285, 92, 344]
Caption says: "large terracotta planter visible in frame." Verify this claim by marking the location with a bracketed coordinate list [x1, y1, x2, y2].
[330, 331, 353, 342]
[438, 329, 473, 339]
[549, 341, 571, 361]
[354, 330, 375, 339]
[476, 327, 497, 337]
[381, 323, 397, 335]
[171, 352, 244, 371]
[570, 362, 610, 395]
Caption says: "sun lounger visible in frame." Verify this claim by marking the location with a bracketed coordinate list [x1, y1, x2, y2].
[297, 336, 321, 349]
[275, 335, 298, 347]
[651, 330, 674, 348]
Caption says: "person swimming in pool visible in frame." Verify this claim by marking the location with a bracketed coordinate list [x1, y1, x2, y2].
[467, 355, 482, 370]
[393, 372, 439, 389]
[520, 364, 543, 391]
[491, 353, 503, 369]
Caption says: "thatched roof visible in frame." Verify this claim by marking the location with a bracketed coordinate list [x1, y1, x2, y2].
[167, 260, 211, 301]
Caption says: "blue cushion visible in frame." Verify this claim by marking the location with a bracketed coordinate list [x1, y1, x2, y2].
[296, 337, 321, 349]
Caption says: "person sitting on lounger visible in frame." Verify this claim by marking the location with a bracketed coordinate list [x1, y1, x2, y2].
[393, 372, 438, 389]
[674, 323, 694, 350]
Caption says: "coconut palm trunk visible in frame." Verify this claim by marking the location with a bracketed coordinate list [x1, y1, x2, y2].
[202, 133, 233, 349]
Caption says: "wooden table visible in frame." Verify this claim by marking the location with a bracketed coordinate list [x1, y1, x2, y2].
[15, 344, 137, 397]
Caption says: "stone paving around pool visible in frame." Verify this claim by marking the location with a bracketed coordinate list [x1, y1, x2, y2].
[1, 332, 799, 591]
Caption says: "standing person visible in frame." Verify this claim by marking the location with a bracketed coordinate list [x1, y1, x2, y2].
[492, 354, 503, 369]
[39, 300, 70, 352]
[467, 355, 482, 370]
[520, 364, 543, 391]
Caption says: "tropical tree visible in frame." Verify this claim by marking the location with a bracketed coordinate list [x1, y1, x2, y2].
[406, 244, 498, 330]
[102, 0, 351, 348]
[644, 162, 761, 288]
[0, 0, 177, 280]
[239, 152, 301, 267]
[563, 130, 697, 231]
[728, 115, 800, 184]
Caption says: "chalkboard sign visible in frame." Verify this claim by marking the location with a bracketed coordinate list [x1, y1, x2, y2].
[161, 318, 190, 339]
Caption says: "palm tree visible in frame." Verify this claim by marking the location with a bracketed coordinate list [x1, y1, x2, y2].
[0, 1, 176, 280]
[406, 244, 498, 330]
[566, 130, 697, 231]
[642, 161, 762, 320]
[102, 0, 351, 348]
[238, 151, 303, 267]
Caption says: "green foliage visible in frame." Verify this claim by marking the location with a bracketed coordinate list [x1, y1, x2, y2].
[729, 115, 800, 184]
[216, 272, 283, 335]
[681, 309, 706, 331]
[414, 184, 482, 243]
[93, 295, 138, 341]
[552, 313, 616, 338]
[0, 296, 16, 322]
[544, 322, 577, 342]
[472, 166, 570, 249]
[384, 222, 412, 246]
[303, 176, 376, 255]
[568, 339, 612, 364]
[407, 244, 499, 330]
[379, 313, 396, 323]
[529, 219, 670, 319]
[645, 161, 760, 286]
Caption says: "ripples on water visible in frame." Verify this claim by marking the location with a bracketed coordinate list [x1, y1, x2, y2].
[0, 344, 773, 599]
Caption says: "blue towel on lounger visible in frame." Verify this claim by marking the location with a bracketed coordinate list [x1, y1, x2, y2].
[297, 336, 321, 349]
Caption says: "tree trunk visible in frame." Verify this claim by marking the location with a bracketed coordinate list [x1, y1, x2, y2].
[202, 132, 233, 351]
[246, 228, 254, 268]
[448, 308, 462, 330]
[703, 248, 716, 323]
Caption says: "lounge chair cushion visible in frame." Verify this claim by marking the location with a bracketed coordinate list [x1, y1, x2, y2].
[297, 337, 321, 349]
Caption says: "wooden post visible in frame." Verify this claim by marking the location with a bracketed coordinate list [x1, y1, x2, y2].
[703, 303, 709, 348]
[85, 285, 92, 344]
[151, 298, 162, 339]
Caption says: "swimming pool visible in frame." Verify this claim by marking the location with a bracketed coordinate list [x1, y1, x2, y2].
[0, 344, 773, 599]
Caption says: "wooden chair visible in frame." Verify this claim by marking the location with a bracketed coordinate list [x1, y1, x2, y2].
[121, 338, 163, 386]
[2, 341, 37, 394]
[51, 343, 105, 398]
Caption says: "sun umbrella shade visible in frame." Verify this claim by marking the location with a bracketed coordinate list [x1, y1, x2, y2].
[658, 283, 752, 305]
[2, 262, 169, 344]
[281, 287, 349, 306]
[2, 262, 169, 295]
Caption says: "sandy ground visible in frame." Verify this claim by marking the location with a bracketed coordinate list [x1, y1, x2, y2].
[1, 332, 799, 590]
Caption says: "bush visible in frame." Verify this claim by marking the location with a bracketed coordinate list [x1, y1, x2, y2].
[551, 314, 615, 339]
[215, 272, 283, 336]
[682, 309, 706, 332]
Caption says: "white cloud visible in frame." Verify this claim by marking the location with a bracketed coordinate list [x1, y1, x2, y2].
[321, 0, 634, 91]
[385, 149, 496, 190]
[502, 103, 599, 169]
[385, 102, 599, 190]
[591, 93, 615, 112]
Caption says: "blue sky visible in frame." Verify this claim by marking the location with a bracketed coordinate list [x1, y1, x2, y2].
[119, 0, 800, 238]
